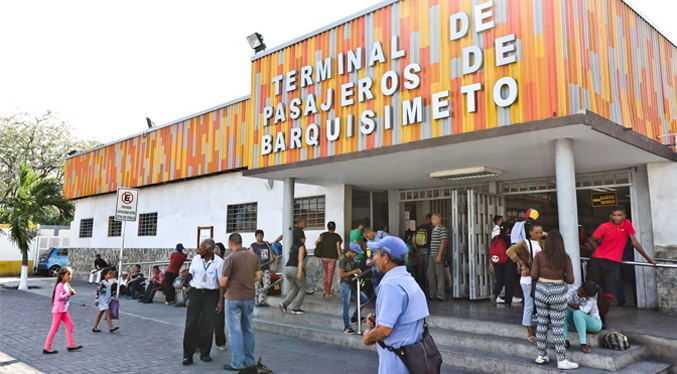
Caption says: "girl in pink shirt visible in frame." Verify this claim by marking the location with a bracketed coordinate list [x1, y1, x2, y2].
[43, 267, 82, 354]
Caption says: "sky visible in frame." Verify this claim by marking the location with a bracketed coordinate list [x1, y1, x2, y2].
[1, 0, 675, 146]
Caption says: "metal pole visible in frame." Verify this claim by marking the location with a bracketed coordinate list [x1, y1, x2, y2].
[356, 274, 362, 335]
[282, 178, 295, 295]
[116, 221, 126, 299]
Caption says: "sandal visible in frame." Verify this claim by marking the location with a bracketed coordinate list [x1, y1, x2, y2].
[581, 344, 591, 354]
[564, 340, 571, 349]
[527, 336, 537, 344]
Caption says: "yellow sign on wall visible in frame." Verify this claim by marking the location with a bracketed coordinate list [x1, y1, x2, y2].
[591, 192, 617, 208]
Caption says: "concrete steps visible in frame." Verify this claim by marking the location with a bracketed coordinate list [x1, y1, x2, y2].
[254, 296, 674, 374]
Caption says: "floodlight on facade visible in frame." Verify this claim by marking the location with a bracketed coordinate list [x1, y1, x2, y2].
[247, 32, 266, 53]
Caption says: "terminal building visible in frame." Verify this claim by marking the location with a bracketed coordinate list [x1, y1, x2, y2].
[65, 0, 677, 314]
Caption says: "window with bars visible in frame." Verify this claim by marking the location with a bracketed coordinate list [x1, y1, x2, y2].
[227, 203, 257, 233]
[108, 216, 122, 237]
[294, 195, 325, 230]
[138, 213, 158, 236]
[79, 218, 94, 238]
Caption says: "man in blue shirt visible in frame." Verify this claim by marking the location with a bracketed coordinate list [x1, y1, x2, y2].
[363, 236, 429, 374]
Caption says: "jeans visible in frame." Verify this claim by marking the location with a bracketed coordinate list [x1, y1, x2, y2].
[225, 299, 256, 369]
[143, 282, 161, 300]
[564, 309, 602, 345]
[492, 260, 515, 305]
[521, 281, 536, 327]
[282, 266, 306, 311]
[340, 283, 368, 328]
[427, 258, 445, 300]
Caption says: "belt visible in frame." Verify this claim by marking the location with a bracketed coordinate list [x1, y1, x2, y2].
[194, 288, 219, 292]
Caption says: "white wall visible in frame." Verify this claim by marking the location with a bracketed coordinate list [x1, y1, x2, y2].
[69, 172, 347, 251]
[647, 161, 677, 246]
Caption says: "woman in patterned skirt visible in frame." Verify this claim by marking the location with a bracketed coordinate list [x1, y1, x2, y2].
[530, 230, 577, 370]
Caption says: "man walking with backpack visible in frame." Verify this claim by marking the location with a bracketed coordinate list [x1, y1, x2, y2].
[414, 214, 433, 290]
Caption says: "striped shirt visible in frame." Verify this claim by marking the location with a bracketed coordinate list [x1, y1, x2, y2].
[430, 225, 449, 256]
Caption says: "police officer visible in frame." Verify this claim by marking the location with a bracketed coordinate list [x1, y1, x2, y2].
[362, 236, 429, 374]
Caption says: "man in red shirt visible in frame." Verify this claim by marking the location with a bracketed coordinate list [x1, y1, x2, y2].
[587, 205, 657, 327]
[164, 243, 188, 305]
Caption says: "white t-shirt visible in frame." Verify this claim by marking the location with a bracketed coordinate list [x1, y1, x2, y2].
[491, 225, 501, 239]
[519, 240, 542, 285]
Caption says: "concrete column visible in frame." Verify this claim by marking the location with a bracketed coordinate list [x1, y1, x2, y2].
[633, 165, 657, 309]
[388, 190, 400, 237]
[555, 138, 581, 284]
[282, 177, 295, 295]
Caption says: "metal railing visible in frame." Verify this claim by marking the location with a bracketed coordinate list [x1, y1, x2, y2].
[354, 268, 373, 335]
[580, 257, 677, 269]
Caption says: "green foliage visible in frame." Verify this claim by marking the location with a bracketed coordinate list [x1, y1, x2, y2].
[0, 111, 99, 225]
[2, 164, 74, 256]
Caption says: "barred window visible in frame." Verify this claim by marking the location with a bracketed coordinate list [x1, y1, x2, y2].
[227, 203, 257, 233]
[138, 213, 158, 236]
[79, 218, 94, 238]
[294, 195, 325, 230]
[108, 216, 122, 237]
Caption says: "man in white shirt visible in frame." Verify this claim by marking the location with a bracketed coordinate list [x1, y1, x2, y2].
[491, 215, 503, 239]
[182, 238, 225, 366]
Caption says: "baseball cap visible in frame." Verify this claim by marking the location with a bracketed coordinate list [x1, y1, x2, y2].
[348, 242, 364, 254]
[367, 236, 408, 260]
[176, 243, 185, 250]
[526, 209, 539, 220]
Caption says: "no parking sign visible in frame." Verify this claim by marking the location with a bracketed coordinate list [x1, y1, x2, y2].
[115, 188, 139, 221]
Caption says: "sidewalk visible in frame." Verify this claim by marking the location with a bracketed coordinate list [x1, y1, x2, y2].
[0, 277, 473, 374]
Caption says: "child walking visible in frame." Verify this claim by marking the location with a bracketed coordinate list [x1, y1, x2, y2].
[44, 267, 82, 354]
[93, 267, 119, 333]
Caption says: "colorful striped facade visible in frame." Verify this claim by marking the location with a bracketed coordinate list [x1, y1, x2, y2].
[65, 0, 677, 199]
[65, 99, 248, 199]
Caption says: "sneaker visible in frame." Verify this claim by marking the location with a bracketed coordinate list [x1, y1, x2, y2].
[165, 301, 175, 305]
[305, 289, 315, 295]
[512, 297, 523, 303]
[279, 302, 287, 314]
[557, 360, 579, 370]
[218, 345, 228, 351]
[535, 355, 550, 364]
[351, 316, 366, 323]
[496, 296, 505, 304]
[602, 323, 609, 330]
[343, 326, 356, 335]
[290, 309, 305, 315]
[175, 302, 186, 308]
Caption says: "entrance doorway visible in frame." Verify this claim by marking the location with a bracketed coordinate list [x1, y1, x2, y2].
[399, 186, 502, 300]
[352, 188, 389, 231]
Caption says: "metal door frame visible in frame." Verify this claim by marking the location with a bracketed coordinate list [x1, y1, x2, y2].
[467, 191, 505, 300]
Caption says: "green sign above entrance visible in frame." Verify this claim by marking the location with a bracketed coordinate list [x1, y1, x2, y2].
[591, 192, 617, 208]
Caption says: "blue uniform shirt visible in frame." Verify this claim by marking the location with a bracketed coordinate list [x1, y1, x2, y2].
[375, 266, 429, 374]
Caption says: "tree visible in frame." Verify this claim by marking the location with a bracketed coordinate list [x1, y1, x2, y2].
[0, 111, 99, 225]
[1, 164, 74, 290]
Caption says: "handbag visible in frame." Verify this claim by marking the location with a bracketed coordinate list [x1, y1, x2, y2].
[110, 299, 120, 320]
[378, 320, 442, 374]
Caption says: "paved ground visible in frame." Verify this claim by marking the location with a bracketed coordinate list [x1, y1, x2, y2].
[0, 277, 472, 374]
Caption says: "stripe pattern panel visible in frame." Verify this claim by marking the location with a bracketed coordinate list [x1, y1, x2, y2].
[64, 99, 248, 199]
[248, 0, 677, 168]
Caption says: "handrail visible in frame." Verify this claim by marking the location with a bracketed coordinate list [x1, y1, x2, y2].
[580, 257, 677, 269]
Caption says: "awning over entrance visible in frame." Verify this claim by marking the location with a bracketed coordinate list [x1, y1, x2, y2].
[244, 111, 677, 190]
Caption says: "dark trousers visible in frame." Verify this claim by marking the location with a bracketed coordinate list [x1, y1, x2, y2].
[417, 248, 430, 290]
[143, 282, 160, 300]
[164, 271, 178, 302]
[213, 301, 226, 347]
[493, 259, 516, 305]
[183, 288, 219, 358]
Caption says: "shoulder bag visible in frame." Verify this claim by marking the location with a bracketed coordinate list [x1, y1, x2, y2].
[378, 320, 442, 374]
